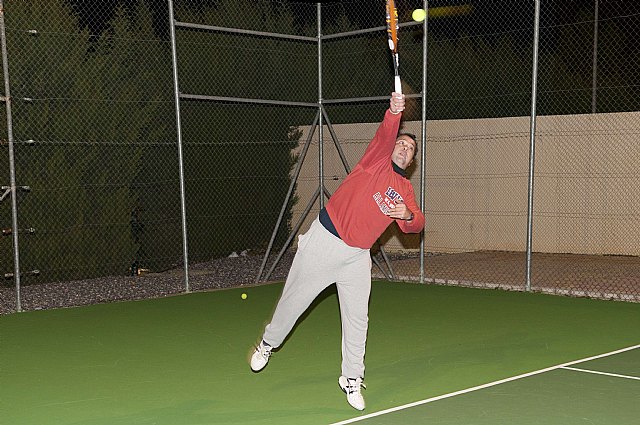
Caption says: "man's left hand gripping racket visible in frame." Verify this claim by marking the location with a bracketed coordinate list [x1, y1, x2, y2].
[386, 0, 402, 94]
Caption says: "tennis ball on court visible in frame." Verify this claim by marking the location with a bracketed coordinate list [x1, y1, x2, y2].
[241, 293, 247, 300]
[412, 8, 426, 22]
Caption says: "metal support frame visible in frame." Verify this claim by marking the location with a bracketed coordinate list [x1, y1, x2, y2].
[0, 1, 430, 312]
[171, 10, 327, 286]
[169, 2, 406, 283]
[0, 0, 574, 308]
[0, 0, 22, 312]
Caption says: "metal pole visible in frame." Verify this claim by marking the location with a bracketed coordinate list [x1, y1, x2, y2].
[320, 107, 350, 172]
[256, 112, 320, 282]
[0, 0, 22, 312]
[420, 0, 429, 284]
[167, 0, 190, 292]
[179, 93, 317, 108]
[175, 20, 316, 42]
[317, 3, 324, 209]
[591, 0, 599, 114]
[525, 0, 541, 292]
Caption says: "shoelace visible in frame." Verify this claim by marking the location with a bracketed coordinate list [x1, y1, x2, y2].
[257, 343, 272, 360]
[345, 378, 366, 395]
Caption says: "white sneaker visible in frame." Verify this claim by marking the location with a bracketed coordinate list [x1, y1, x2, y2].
[250, 340, 272, 372]
[338, 376, 366, 411]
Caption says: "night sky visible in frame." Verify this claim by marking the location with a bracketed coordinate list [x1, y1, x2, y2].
[67, 0, 639, 55]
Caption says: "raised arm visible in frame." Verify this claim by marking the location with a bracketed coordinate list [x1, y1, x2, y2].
[357, 93, 405, 170]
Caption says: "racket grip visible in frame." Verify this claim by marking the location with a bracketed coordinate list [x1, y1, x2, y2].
[394, 76, 402, 95]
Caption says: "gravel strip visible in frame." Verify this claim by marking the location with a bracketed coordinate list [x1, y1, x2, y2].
[0, 252, 295, 315]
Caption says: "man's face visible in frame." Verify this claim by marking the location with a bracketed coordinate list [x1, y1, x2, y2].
[391, 136, 416, 170]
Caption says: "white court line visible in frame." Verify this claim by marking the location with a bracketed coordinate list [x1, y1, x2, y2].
[561, 366, 640, 381]
[329, 343, 640, 425]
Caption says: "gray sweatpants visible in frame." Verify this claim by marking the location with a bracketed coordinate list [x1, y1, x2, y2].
[262, 217, 372, 379]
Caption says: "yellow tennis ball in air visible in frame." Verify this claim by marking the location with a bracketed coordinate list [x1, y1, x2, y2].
[412, 8, 426, 22]
[241, 293, 247, 300]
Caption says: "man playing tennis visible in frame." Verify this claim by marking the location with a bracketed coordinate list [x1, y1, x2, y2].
[250, 92, 424, 411]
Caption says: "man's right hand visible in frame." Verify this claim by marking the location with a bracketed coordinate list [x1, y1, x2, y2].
[389, 92, 405, 114]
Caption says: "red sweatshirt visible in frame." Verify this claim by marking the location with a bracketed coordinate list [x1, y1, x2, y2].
[325, 109, 425, 249]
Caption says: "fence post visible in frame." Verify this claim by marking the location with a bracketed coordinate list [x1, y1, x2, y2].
[0, 0, 22, 312]
[525, 0, 541, 292]
[167, 0, 190, 293]
[592, 0, 599, 113]
[317, 3, 324, 210]
[419, 0, 429, 284]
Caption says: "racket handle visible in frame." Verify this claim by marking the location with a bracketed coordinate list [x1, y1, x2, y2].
[394, 76, 402, 95]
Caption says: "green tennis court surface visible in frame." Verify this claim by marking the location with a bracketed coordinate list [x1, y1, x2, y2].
[1, 282, 639, 424]
[331, 346, 640, 425]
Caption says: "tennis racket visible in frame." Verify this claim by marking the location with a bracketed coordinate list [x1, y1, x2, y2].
[385, 0, 402, 94]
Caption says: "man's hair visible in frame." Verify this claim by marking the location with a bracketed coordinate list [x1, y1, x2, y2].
[398, 132, 418, 159]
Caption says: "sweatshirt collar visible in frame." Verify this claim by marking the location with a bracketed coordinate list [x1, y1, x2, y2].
[392, 161, 406, 177]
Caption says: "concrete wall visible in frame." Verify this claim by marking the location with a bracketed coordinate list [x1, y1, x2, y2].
[293, 111, 640, 256]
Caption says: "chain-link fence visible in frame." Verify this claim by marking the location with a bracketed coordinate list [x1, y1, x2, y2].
[2, 0, 639, 313]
